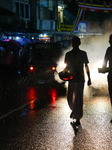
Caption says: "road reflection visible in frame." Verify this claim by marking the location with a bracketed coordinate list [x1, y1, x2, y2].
[26, 87, 38, 113]
[50, 88, 57, 104]
[27, 87, 37, 102]
[26, 86, 59, 112]
[4, 83, 66, 117]
[29, 100, 35, 111]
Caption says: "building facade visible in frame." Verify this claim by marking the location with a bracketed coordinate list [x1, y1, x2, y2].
[0, 0, 71, 41]
[1, 0, 109, 41]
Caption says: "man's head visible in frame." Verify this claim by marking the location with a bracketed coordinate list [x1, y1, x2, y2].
[72, 36, 81, 49]
[109, 34, 112, 46]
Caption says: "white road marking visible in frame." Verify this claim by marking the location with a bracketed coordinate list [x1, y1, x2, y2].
[0, 99, 36, 120]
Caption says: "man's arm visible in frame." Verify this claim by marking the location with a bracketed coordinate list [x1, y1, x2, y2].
[85, 63, 91, 86]
[102, 49, 108, 68]
[102, 57, 108, 68]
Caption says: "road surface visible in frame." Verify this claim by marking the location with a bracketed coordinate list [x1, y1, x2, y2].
[0, 93, 112, 150]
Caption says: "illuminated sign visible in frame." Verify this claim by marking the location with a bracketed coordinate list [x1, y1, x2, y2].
[77, 22, 88, 32]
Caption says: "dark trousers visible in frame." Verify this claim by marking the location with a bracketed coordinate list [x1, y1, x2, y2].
[108, 75, 112, 106]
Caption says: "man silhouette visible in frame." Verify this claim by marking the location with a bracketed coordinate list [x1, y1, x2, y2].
[64, 36, 91, 126]
[103, 34, 112, 123]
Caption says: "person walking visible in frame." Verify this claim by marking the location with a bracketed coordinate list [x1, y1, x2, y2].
[102, 34, 112, 123]
[64, 36, 91, 126]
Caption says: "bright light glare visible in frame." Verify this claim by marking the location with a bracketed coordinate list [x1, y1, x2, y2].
[9, 36, 12, 39]
[86, 59, 107, 88]
[91, 60, 103, 75]
[58, 6, 62, 9]
[44, 34, 47, 37]
[96, 60, 103, 68]
[16, 36, 20, 40]
[58, 61, 66, 69]
[62, 63, 66, 68]
[56, 61, 67, 73]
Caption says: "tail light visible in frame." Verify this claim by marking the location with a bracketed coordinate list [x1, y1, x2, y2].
[51, 66, 56, 71]
[29, 66, 34, 72]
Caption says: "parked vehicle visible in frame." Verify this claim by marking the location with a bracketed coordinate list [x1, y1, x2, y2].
[0, 40, 63, 82]
[28, 42, 63, 83]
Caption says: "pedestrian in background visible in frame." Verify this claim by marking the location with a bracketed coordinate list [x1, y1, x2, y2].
[64, 36, 91, 126]
[103, 34, 112, 123]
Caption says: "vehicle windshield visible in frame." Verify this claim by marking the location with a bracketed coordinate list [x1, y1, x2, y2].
[31, 43, 62, 62]
[33, 48, 53, 61]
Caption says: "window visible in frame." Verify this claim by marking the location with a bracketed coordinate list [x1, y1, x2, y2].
[25, 4, 29, 18]
[16, 3, 19, 16]
[20, 3, 24, 17]
[15, 2, 30, 20]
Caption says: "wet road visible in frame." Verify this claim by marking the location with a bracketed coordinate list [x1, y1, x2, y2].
[0, 78, 66, 117]
[0, 92, 112, 150]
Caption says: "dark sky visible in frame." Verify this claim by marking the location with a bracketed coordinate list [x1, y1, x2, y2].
[63, 0, 112, 23]
[64, 0, 79, 16]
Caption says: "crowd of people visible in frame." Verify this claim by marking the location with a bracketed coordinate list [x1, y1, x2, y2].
[0, 40, 31, 80]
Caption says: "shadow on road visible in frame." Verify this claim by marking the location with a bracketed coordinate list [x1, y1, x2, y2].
[72, 127, 94, 150]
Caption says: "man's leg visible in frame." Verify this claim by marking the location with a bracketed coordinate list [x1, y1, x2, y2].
[108, 77, 112, 106]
